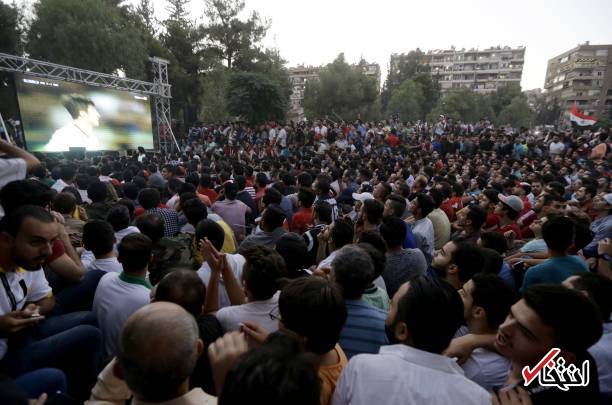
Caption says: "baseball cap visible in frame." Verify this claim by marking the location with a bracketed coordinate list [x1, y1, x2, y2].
[498, 194, 524, 213]
[352, 192, 374, 202]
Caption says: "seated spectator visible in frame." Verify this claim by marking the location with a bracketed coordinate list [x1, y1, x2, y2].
[494, 194, 523, 240]
[521, 216, 589, 293]
[211, 181, 251, 242]
[379, 216, 427, 298]
[106, 204, 139, 249]
[333, 245, 389, 358]
[85, 180, 111, 221]
[214, 245, 285, 333]
[239, 204, 287, 251]
[333, 276, 489, 404]
[275, 232, 310, 278]
[82, 220, 122, 274]
[431, 241, 485, 290]
[93, 233, 153, 360]
[458, 273, 516, 391]
[137, 188, 179, 237]
[291, 187, 316, 234]
[52, 191, 85, 247]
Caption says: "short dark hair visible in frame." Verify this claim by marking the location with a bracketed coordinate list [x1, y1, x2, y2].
[0, 205, 54, 237]
[568, 273, 612, 321]
[356, 231, 387, 255]
[87, 181, 108, 203]
[182, 199, 208, 226]
[415, 193, 435, 217]
[62, 94, 94, 119]
[52, 192, 77, 215]
[118, 233, 153, 272]
[262, 188, 282, 206]
[155, 270, 206, 317]
[60, 164, 76, 181]
[329, 218, 354, 249]
[242, 245, 286, 301]
[123, 182, 140, 200]
[523, 285, 602, 353]
[332, 245, 374, 299]
[466, 204, 487, 230]
[380, 216, 407, 249]
[297, 187, 316, 209]
[356, 242, 386, 280]
[297, 172, 313, 188]
[224, 181, 238, 200]
[83, 220, 115, 256]
[262, 204, 286, 230]
[195, 219, 224, 251]
[482, 189, 499, 205]
[480, 247, 503, 275]
[313, 201, 332, 224]
[451, 242, 485, 283]
[479, 231, 508, 254]
[106, 204, 131, 232]
[542, 216, 575, 251]
[275, 233, 308, 276]
[395, 276, 464, 354]
[135, 213, 164, 244]
[220, 332, 320, 405]
[362, 199, 384, 225]
[138, 188, 161, 210]
[386, 194, 407, 218]
[0, 180, 55, 214]
[279, 277, 347, 354]
[470, 273, 517, 329]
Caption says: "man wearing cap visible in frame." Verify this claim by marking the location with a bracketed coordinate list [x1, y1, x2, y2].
[493, 194, 524, 241]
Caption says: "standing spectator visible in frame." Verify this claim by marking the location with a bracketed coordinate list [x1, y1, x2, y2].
[211, 182, 251, 242]
[138, 188, 179, 237]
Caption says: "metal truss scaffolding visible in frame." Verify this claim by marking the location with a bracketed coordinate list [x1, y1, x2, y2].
[0, 52, 178, 154]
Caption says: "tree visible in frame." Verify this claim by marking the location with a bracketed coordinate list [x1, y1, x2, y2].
[27, 0, 149, 78]
[202, 0, 269, 69]
[487, 83, 522, 120]
[534, 96, 561, 126]
[381, 50, 430, 112]
[497, 96, 534, 128]
[135, 0, 156, 36]
[428, 88, 493, 123]
[0, 1, 23, 54]
[303, 54, 378, 120]
[226, 72, 285, 124]
[385, 79, 425, 121]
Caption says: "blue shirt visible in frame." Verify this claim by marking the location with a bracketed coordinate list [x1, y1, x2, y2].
[340, 300, 389, 359]
[402, 222, 417, 249]
[521, 255, 588, 293]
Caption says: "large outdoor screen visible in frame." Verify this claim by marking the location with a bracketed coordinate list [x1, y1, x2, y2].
[14, 73, 154, 152]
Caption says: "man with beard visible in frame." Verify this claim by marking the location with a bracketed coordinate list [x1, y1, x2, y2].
[332, 276, 489, 405]
[518, 192, 564, 239]
[0, 205, 102, 400]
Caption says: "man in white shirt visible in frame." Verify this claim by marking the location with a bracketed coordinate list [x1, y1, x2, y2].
[51, 165, 77, 193]
[214, 245, 285, 333]
[93, 233, 153, 360]
[548, 134, 565, 156]
[410, 193, 436, 261]
[332, 276, 490, 405]
[82, 220, 122, 274]
[458, 273, 514, 391]
[44, 95, 101, 152]
[195, 219, 245, 309]
[0, 139, 39, 191]
[106, 204, 140, 253]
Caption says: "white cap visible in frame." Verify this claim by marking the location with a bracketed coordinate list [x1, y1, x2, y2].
[352, 192, 374, 202]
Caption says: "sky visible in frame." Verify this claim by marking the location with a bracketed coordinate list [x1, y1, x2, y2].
[8, 0, 612, 90]
[174, 0, 612, 90]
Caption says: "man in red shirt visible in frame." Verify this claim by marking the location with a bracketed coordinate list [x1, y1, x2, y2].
[291, 187, 315, 235]
[494, 194, 524, 240]
[197, 173, 218, 204]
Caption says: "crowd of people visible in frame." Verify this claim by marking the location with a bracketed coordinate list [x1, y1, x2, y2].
[0, 116, 610, 405]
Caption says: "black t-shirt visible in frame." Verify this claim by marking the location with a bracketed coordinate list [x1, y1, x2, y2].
[190, 314, 223, 395]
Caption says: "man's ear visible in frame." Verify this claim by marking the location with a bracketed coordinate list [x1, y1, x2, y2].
[196, 338, 204, 358]
[472, 305, 485, 321]
[0, 231, 13, 249]
[394, 321, 411, 344]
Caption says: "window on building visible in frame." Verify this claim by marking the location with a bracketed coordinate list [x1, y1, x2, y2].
[559, 56, 569, 63]
[595, 49, 608, 57]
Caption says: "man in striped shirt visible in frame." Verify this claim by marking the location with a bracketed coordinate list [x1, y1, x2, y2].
[333, 245, 388, 358]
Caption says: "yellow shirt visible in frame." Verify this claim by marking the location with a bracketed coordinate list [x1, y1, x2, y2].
[216, 220, 237, 254]
[318, 344, 348, 405]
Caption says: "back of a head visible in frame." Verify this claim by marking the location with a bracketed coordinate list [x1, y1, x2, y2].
[452, 242, 485, 283]
[332, 245, 374, 299]
[386, 194, 407, 218]
[567, 272, 612, 323]
[182, 198, 208, 226]
[83, 220, 115, 257]
[135, 213, 165, 244]
[106, 204, 131, 232]
[297, 187, 316, 209]
[122, 182, 140, 200]
[380, 216, 407, 249]
[117, 302, 199, 403]
[397, 276, 464, 354]
[479, 247, 503, 275]
[356, 242, 386, 281]
[313, 201, 332, 224]
[220, 331, 320, 405]
[523, 284, 602, 354]
[480, 231, 508, 255]
[0, 179, 55, 215]
[262, 204, 286, 231]
[195, 219, 225, 251]
[279, 277, 347, 354]
[60, 164, 76, 181]
[242, 245, 286, 301]
[138, 188, 161, 210]
[542, 216, 575, 252]
[52, 192, 77, 215]
[467, 204, 487, 230]
[263, 188, 283, 206]
[118, 233, 153, 272]
[224, 181, 238, 200]
[416, 193, 435, 217]
[87, 180, 108, 203]
[155, 270, 206, 317]
[330, 218, 354, 249]
[363, 199, 384, 225]
[470, 273, 517, 330]
[275, 233, 308, 276]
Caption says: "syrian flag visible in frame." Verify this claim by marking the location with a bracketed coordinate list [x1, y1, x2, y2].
[570, 102, 597, 126]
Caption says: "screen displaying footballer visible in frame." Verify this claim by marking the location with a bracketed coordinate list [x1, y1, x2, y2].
[15, 73, 154, 152]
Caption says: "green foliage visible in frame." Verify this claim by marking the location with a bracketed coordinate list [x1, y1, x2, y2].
[26, 0, 148, 78]
[386, 79, 425, 121]
[497, 96, 534, 128]
[486, 83, 522, 118]
[0, 1, 23, 54]
[428, 88, 493, 123]
[200, 67, 229, 122]
[303, 53, 378, 121]
[381, 50, 431, 112]
[226, 72, 285, 124]
[534, 96, 561, 126]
